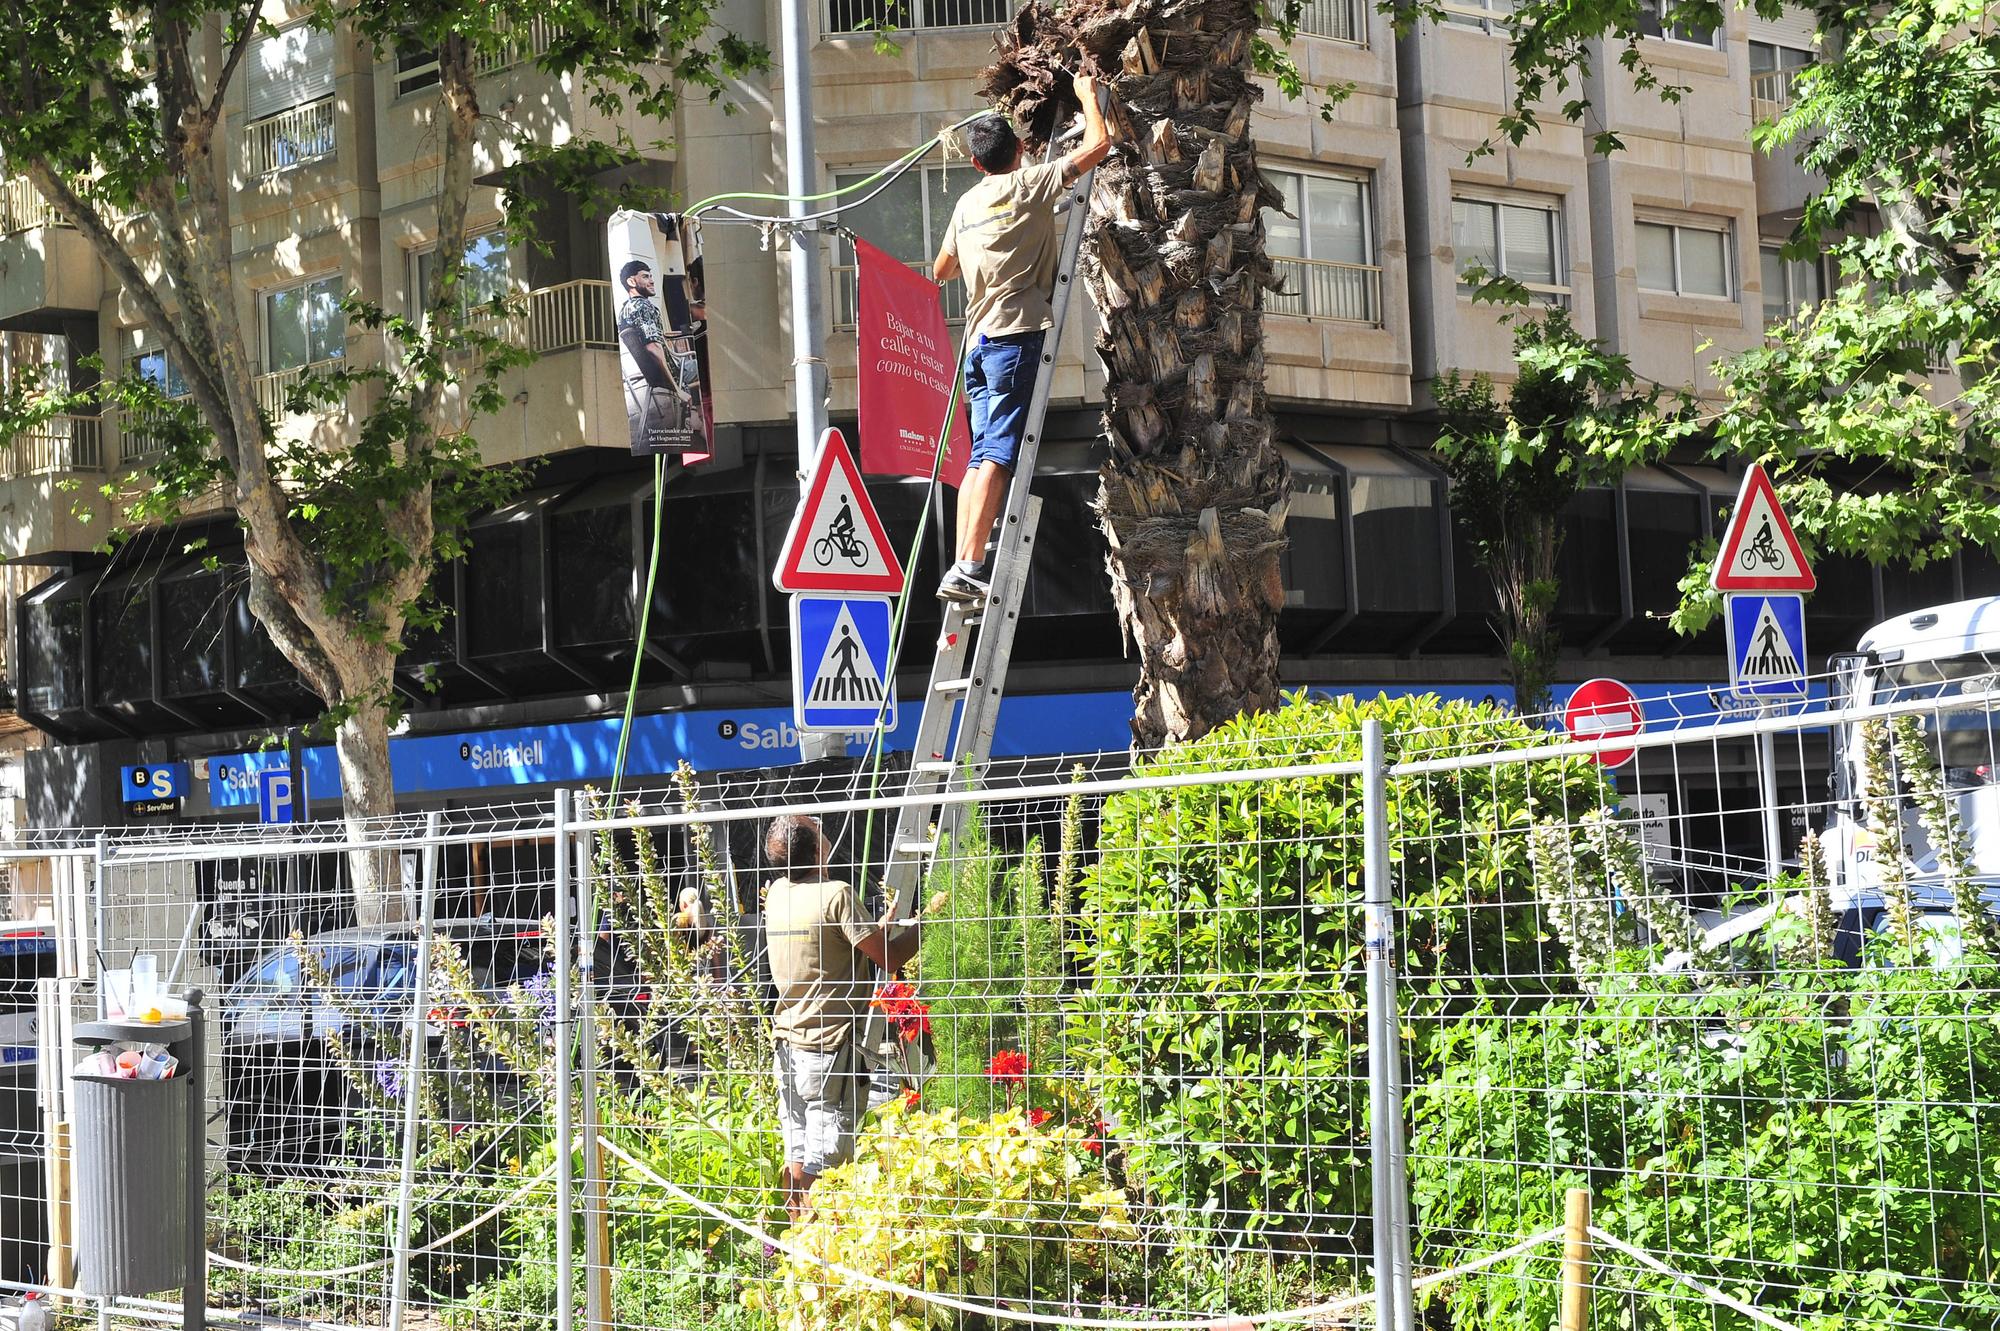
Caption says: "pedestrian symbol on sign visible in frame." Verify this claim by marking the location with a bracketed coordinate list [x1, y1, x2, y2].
[1726, 593, 1809, 699]
[810, 612, 885, 705]
[790, 593, 898, 732]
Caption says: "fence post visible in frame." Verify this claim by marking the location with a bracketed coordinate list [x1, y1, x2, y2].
[553, 791, 575, 1331]
[577, 824, 612, 1331]
[1361, 719, 1414, 1331]
[389, 813, 443, 1331]
[1560, 1188, 1593, 1331]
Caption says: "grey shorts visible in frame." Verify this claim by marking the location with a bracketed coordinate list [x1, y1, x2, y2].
[774, 1041, 866, 1176]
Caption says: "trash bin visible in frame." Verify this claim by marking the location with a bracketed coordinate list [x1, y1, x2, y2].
[70, 1011, 201, 1298]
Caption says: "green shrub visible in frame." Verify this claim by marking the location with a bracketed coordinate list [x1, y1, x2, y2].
[910, 817, 1066, 1116]
[1070, 691, 1614, 1240]
[745, 1102, 1136, 1330]
[1411, 961, 2000, 1330]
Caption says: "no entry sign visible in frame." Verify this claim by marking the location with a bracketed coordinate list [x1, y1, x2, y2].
[1563, 678, 1644, 768]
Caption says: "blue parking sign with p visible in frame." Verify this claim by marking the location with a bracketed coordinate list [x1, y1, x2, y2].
[258, 768, 305, 824]
[791, 593, 897, 732]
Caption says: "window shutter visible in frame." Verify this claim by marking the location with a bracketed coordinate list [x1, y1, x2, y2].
[246, 26, 334, 121]
[1500, 205, 1556, 285]
[1746, 4, 1814, 52]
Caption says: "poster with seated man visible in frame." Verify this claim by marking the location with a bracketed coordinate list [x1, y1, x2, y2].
[609, 211, 714, 457]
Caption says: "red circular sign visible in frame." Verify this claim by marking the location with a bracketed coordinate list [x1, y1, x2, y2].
[1563, 678, 1644, 768]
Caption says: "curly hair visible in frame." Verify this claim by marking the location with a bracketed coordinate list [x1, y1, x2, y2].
[764, 814, 825, 872]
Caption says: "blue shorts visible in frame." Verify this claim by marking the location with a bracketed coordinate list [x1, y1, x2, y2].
[964, 329, 1046, 472]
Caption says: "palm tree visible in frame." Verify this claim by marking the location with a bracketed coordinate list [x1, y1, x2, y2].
[982, 0, 1289, 750]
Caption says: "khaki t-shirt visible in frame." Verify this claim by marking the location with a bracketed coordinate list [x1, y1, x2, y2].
[764, 876, 876, 1053]
[943, 161, 1069, 340]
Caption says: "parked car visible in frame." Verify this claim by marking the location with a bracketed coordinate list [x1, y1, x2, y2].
[219, 918, 551, 1170]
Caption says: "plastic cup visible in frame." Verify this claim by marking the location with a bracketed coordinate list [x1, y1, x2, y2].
[130, 954, 160, 1006]
[102, 968, 132, 1016]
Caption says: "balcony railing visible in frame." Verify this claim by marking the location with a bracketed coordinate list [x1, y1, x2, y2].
[521, 279, 617, 351]
[243, 96, 337, 176]
[0, 178, 64, 236]
[1751, 66, 1803, 122]
[1269, 255, 1382, 325]
[1286, 0, 1367, 44]
[830, 261, 967, 329]
[472, 16, 560, 75]
[253, 359, 344, 417]
[0, 414, 102, 477]
[824, 0, 1013, 35]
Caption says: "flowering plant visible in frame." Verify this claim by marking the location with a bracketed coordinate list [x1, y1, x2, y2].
[985, 1048, 1029, 1084]
[871, 980, 932, 1043]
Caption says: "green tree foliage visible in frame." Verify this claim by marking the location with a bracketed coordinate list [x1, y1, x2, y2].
[1434, 311, 1689, 715]
[0, 3, 761, 914]
[1069, 691, 1616, 1240]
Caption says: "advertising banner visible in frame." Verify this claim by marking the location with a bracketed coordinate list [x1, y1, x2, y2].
[855, 236, 969, 486]
[608, 210, 713, 460]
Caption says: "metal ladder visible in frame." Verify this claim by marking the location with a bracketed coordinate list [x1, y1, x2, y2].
[877, 113, 1103, 923]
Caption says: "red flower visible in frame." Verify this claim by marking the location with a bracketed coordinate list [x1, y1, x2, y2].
[901, 1088, 921, 1110]
[1028, 1107, 1053, 1128]
[872, 982, 932, 1042]
[985, 1049, 1028, 1084]
[1082, 1118, 1108, 1154]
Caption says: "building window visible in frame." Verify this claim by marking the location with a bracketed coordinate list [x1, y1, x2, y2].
[394, 45, 441, 96]
[264, 275, 346, 373]
[829, 164, 975, 326]
[411, 232, 513, 320]
[1760, 244, 1822, 325]
[1749, 41, 1811, 118]
[824, 0, 1011, 34]
[1452, 195, 1565, 302]
[1636, 219, 1732, 298]
[244, 24, 336, 172]
[1637, 0, 1720, 47]
[133, 345, 190, 400]
[1439, 0, 1511, 34]
[1264, 169, 1379, 324]
[1288, 0, 1368, 44]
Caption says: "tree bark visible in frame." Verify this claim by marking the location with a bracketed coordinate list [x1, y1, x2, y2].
[984, 0, 1289, 752]
[1492, 513, 1561, 719]
[335, 694, 405, 926]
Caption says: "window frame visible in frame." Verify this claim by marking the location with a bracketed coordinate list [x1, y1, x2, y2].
[1635, 218, 1734, 299]
[1437, 0, 1511, 35]
[1450, 192, 1567, 303]
[1759, 242, 1824, 324]
[408, 229, 515, 324]
[393, 45, 441, 97]
[828, 162, 974, 328]
[1637, 0, 1722, 48]
[1263, 167, 1377, 267]
[261, 273, 348, 374]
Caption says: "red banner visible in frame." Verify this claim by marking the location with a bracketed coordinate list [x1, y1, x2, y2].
[856, 236, 970, 487]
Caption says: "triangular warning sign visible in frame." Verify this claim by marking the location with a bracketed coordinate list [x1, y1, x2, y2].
[773, 428, 907, 594]
[807, 603, 888, 706]
[1713, 464, 1816, 592]
[1738, 599, 1802, 681]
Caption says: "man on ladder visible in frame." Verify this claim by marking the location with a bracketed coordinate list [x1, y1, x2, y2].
[931, 73, 1111, 603]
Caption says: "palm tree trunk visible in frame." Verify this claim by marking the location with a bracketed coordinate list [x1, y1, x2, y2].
[984, 0, 1289, 750]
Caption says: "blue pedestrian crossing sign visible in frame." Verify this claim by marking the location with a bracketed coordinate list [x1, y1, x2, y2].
[791, 593, 898, 733]
[1726, 592, 1809, 700]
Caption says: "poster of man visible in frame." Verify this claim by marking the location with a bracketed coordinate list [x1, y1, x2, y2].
[608, 210, 714, 456]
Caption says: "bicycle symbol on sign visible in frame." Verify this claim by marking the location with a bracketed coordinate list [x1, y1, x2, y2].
[812, 497, 870, 569]
[1738, 518, 1784, 571]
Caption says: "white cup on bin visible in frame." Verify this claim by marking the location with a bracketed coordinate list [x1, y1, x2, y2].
[102, 968, 132, 1017]
[130, 954, 160, 1006]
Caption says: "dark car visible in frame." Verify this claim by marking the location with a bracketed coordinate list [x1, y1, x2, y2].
[219, 918, 552, 1170]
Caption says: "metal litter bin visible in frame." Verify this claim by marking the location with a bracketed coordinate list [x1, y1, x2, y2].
[70, 996, 207, 1323]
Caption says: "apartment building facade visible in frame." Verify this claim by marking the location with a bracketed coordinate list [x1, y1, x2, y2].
[0, 0, 1976, 855]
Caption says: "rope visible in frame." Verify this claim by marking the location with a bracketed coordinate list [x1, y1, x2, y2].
[204, 1158, 560, 1279]
[597, 1133, 1562, 1329]
[1588, 1227, 1808, 1331]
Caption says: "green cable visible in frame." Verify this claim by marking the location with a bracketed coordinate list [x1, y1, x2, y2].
[600, 110, 985, 805]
